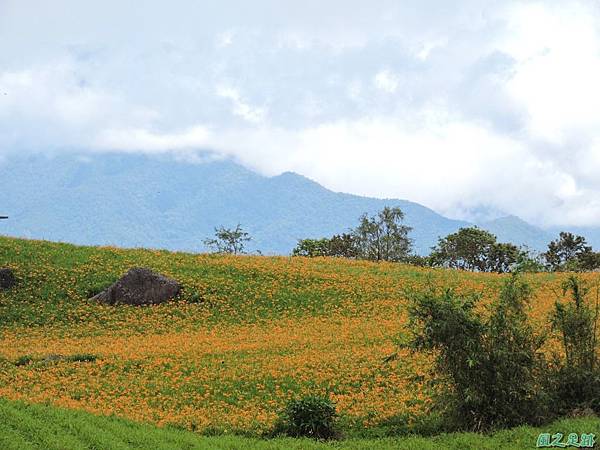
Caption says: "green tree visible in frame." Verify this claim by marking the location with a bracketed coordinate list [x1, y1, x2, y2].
[292, 238, 331, 257]
[292, 234, 357, 258]
[351, 207, 412, 262]
[486, 242, 522, 273]
[327, 233, 357, 258]
[577, 249, 600, 271]
[430, 227, 496, 271]
[203, 224, 251, 255]
[514, 246, 546, 273]
[544, 232, 593, 271]
[430, 227, 525, 273]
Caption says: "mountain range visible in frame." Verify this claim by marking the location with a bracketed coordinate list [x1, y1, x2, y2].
[1, 153, 599, 256]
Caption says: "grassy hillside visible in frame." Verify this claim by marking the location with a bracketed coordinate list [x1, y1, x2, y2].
[1, 397, 599, 449]
[0, 235, 593, 436]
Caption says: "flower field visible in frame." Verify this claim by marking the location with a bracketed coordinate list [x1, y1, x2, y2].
[0, 236, 595, 434]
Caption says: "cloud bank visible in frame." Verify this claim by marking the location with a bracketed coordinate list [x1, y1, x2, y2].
[1, 0, 600, 227]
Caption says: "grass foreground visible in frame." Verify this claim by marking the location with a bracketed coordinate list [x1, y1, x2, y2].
[1, 397, 599, 449]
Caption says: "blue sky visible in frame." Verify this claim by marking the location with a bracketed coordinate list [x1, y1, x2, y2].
[1, 1, 600, 227]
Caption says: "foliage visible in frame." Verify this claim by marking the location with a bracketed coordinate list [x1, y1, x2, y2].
[548, 276, 600, 415]
[401, 254, 431, 267]
[273, 395, 340, 440]
[429, 227, 522, 273]
[65, 353, 98, 363]
[326, 234, 357, 258]
[351, 207, 412, 262]
[13, 354, 98, 366]
[13, 355, 33, 367]
[85, 280, 115, 298]
[486, 242, 522, 273]
[292, 239, 332, 257]
[575, 250, 600, 272]
[543, 232, 600, 272]
[292, 234, 357, 258]
[514, 248, 546, 273]
[203, 224, 251, 255]
[406, 274, 547, 431]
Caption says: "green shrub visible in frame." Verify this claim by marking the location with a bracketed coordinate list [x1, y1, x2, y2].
[272, 395, 340, 440]
[188, 290, 205, 304]
[14, 355, 33, 366]
[65, 353, 98, 363]
[406, 273, 547, 431]
[85, 280, 114, 298]
[14, 354, 98, 366]
[548, 276, 600, 415]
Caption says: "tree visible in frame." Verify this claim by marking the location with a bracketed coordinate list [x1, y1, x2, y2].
[351, 207, 412, 262]
[543, 232, 594, 271]
[514, 247, 546, 273]
[292, 238, 331, 257]
[292, 234, 357, 258]
[430, 227, 496, 271]
[327, 233, 357, 258]
[577, 249, 600, 272]
[487, 242, 522, 273]
[430, 227, 523, 273]
[203, 224, 251, 255]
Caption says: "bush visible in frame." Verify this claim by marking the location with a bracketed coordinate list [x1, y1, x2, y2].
[272, 395, 340, 440]
[65, 353, 98, 363]
[84, 280, 114, 298]
[406, 273, 547, 431]
[548, 276, 600, 415]
[14, 355, 33, 366]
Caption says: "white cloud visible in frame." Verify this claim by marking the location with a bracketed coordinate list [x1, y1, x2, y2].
[196, 115, 600, 227]
[215, 85, 267, 124]
[2, 0, 600, 228]
[96, 125, 210, 153]
[501, 1, 600, 145]
[373, 69, 400, 93]
[216, 30, 235, 48]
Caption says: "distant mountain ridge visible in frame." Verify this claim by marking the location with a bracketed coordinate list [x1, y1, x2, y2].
[0, 153, 596, 255]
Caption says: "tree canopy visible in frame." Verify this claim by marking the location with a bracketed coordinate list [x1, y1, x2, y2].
[430, 227, 522, 273]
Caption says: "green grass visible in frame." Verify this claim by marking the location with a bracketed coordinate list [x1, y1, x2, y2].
[0, 235, 506, 333]
[0, 397, 598, 449]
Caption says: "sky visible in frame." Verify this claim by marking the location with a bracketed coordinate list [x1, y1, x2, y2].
[1, 0, 600, 227]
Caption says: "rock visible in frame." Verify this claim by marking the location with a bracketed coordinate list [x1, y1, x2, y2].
[0, 268, 16, 290]
[90, 267, 180, 306]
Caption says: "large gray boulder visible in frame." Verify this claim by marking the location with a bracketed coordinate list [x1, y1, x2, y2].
[0, 268, 16, 290]
[91, 267, 180, 306]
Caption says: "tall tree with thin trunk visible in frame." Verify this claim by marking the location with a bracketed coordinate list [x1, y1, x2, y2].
[351, 207, 412, 262]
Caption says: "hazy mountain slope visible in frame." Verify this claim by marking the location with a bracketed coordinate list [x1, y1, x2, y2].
[477, 215, 553, 252]
[0, 153, 584, 255]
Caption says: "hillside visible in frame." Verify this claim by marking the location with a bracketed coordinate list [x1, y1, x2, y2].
[477, 215, 554, 252]
[0, 153, 567, 255]
[0, 235, 593, 438]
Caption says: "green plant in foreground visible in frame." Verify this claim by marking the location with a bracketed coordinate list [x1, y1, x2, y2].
[548, 276, 600, 415]
[272, 395, 340, 440]
[406, 273, 547, 431]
